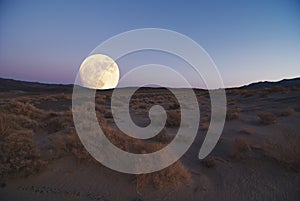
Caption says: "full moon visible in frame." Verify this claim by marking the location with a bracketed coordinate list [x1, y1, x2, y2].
[79, 54, 120, 90]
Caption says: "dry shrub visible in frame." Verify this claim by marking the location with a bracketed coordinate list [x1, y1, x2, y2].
[96, 96, 106, 105]
[239, 128, 254, 135]
[228, 137, 256, 159]
[166, 110, 181, 127]
[1, 100, 47, 120]
[281, 107, 295, 116]
[226, 108, 239, 120]
[53, 93, 71, 100]
[259, 89, 270, 98]
[227, 99, 235, 105]
[0, 130, 45, 179]
[103, 110, 113, 119]
[289, 86, 300, 91]
[169, 102, 180, 110]
[258, 112, 277, 125]
[136, 160, 191, 189]
[263, 133, 300, 171]
[44, 117, 66, 133]
[151, 128, 171, 143]
[0, 113, 10, 137]
[270, 86, 286, 93]
[138, 103, 148, 109]
[48, 129, 91, 161]
[200, 122, 209, 131]
[101, 125, 191, 189]
[17, 96, 32, 104]
[43, 110, 74, 133]
[241, 90, 254, 97]
[8, 114, 38, 130]
[201, 156, 217, 168]
[44, 95, 58, 101]
[0, 111, 39, 133]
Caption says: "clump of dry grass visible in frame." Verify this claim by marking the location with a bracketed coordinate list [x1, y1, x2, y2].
[241, 90, 254, 98]
[201, 156, 217, 168]
[166, 110, 181, 127]
[227, 99, 235, 106]
[280, 107, 295, 116]
[151, 128, 171, 143]
[258, 112, 277, 125]
[200, 122, 209, 131]
[263, 133, 300, 172]
[0, 113, 10, 137]
[239, 128, 254, 135]
[270, 86, 286, 93]
[100, 124, 191, 189]
[48, 129, 91, 161]
[1, 100, 47, 120]
[226, 108, 240, 120]
[42, 110, 74, 133]
[169, 102, 180, 110]
[0, 130, 45, 179]
[136, 160, 191, 189]
[259, 89, 270, 98]
[228, 137, 256, 159]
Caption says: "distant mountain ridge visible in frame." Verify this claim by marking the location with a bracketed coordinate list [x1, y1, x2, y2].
[0, 78, 72, 93]
[0, 77, 299, 92]
[239, 77, 300, 89]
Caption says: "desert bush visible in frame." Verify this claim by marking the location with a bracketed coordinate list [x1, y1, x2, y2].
[138, 103, 148, 109]
[239, 128, 254, 135]
[43, 111, 73, 133]
[270, 86, 286, 93]
[258, 112, 277, 125]
[96, 96, 106, 105]
[227, 99, 235, 106]
[0, 112, 39, 135]
[17, 96, 32, 104]
[151, 128, 171, 143]
[263, 133, 300, 171]
[8, 114, 38, 130]
[228, 137, 256, 159]
[169, 102, 180, 110]
[0, 113, 10, 137]
[226, 108, 239, 120]
[0, 130, 45, 179]
[1, 100, 47, 120]
[48, 129, 91, 161]
[281, 107, 295, 116]
[166, 110, 181, 127]
[241, 90, 254, 97]
[201, 156, 217, 168]
[289, 86, 300, 91]
[101, 125, 191, 189]
[200, 122, 209, 131]
[53, 93, 71, 100]
[259, 89, 270, 98]
[136, 160, 190, 189]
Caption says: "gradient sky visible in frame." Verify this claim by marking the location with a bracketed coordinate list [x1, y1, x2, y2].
[0, 0, 299, 88]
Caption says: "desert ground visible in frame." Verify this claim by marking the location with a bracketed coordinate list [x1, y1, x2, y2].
[0, 78, 299, 201]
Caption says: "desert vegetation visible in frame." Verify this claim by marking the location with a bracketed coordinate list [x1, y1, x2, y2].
[228, 137, 257, 159]
[257, 112, 277, 125]
[0, 81, 299, 201]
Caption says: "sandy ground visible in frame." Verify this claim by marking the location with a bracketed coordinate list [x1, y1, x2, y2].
[0, 84, 300, 201]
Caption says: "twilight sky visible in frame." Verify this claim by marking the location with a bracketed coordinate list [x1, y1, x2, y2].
[0, 0, 299, 88]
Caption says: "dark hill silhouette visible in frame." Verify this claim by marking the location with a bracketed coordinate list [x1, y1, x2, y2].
[239, 77, 300, 89]
[0, 77, 299, 92]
